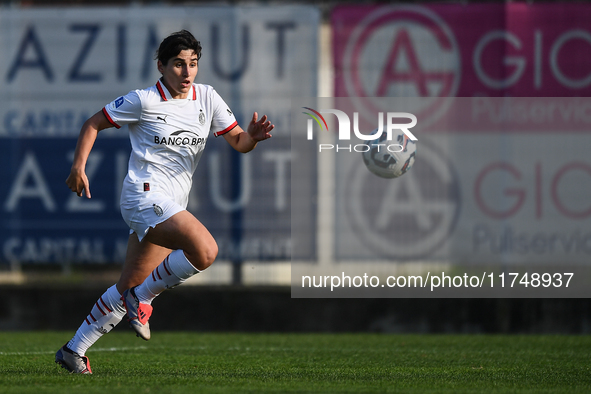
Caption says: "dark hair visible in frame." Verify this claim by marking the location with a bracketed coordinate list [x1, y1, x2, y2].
[155, 30, 202, 65]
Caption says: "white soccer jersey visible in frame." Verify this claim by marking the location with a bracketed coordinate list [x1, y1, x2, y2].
[103, 80, 237, 208]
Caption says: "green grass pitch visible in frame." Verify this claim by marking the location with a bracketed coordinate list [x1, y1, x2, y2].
[0, 332, 590, 393]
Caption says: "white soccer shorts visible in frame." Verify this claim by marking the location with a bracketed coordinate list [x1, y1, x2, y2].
[120, 192, 185, 242]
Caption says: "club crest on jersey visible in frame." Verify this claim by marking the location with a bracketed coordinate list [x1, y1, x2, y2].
[199, 112, 205, 125]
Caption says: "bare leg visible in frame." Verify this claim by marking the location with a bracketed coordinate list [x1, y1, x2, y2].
[116, 233, 171, 294]
[117, 210, 217, 293]
[141, 210, 218, 271]
[118, 210, 217, 339]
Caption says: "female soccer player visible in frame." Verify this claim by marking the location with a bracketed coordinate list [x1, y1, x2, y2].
[55, 30, 273, 374]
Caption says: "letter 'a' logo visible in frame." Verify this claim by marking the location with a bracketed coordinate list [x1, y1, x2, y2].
[115, 97, 124, 108]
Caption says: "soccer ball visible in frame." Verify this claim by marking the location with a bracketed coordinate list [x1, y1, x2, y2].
[361, 130, 417, 178]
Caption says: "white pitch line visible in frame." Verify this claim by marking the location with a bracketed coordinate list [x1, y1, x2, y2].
[93, 346, 148, 352]
[0, 346, 148, 356]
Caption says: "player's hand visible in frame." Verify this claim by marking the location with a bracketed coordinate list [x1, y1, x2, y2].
[247, 112, 274, 142]
[65, 168, 91, 198]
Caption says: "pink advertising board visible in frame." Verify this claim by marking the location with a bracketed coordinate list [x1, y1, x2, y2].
[332, 3, 591, 98]
[328, 5, 591, 270]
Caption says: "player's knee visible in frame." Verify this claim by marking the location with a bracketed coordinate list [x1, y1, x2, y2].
[202, 242, 218, 270]
[189, 242, 218, 271]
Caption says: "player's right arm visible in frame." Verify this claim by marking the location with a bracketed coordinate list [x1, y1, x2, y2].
[66, 110, 114, 198]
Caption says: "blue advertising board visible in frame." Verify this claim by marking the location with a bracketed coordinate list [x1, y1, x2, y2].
[0, 6, 319, 265]
[0, 137, 131, 265]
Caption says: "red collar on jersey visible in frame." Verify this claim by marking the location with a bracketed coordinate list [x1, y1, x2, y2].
[156, 80, 196, 101]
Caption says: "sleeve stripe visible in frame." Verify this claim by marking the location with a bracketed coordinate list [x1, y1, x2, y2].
[102, 107, 121, 129]
[214, 121, 238, 137]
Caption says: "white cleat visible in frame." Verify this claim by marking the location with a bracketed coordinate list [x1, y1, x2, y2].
[55, 344, 92, 374]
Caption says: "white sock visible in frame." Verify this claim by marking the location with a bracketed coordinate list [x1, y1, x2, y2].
[134, 249, 200, 305]
[67, 284, 125, 356]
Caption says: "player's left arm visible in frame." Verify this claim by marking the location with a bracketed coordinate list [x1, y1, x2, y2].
[223, 112, 274, 153]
